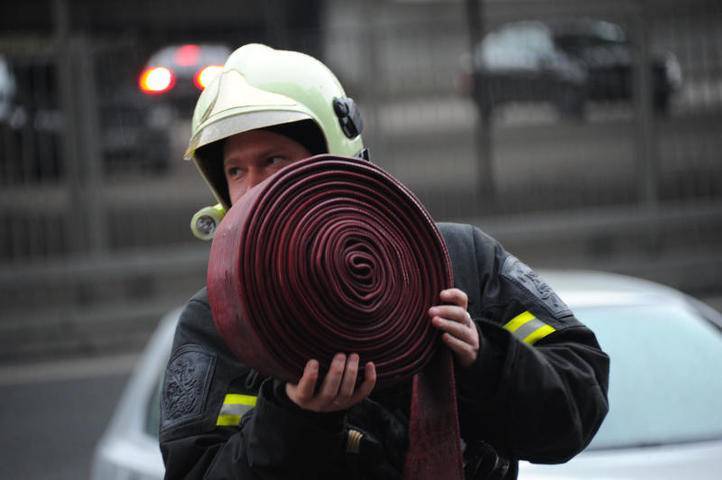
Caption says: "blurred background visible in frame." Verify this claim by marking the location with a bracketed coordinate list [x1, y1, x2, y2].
[1, 0, 721, 478]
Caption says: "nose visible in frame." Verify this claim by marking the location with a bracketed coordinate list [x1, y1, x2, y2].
[229, 166, 278, 206]
[246, 168, 268, 188]
[246, 166, 274, 189]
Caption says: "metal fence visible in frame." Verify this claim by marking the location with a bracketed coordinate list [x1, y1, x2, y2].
[325, 1, 722, 216]
[1, 0, 721, 360]
[1, 2, 721, 264]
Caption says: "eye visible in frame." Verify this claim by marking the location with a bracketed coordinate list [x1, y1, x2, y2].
[266, 155, 288, 166]
[225, 166, 243, 178]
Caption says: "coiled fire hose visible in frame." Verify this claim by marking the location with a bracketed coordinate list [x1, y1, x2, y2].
[207, 155, 463, 479]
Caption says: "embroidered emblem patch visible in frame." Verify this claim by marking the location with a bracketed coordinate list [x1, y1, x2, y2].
[161, 345, 216, 430]
[501, 255, 571, 318]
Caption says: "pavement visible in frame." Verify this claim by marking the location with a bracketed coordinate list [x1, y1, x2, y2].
[1, 285, 721, 480]
[0, 353, 138, 386]
[0, 355, 136, 480]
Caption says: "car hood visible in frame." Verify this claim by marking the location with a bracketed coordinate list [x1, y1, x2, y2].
[519, 439, 722, 479]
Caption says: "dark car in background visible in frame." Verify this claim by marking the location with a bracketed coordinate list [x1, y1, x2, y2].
[0, 54, 172, 181]
[138, 43, 230, 117]
[463, 19, 682, 118]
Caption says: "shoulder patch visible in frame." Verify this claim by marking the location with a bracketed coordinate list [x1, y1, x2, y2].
[161, 344, 216, 431]
[501, 254, 571, 318]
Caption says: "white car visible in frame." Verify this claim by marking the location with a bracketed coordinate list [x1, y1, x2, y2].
[0, 55, 16, 123]
[91, 271, 722, 480]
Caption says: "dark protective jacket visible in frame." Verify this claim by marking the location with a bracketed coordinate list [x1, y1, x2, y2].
[159, 223, 610, 479]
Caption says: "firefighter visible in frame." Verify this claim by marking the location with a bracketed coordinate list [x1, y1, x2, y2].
[159, 44, 609, 479]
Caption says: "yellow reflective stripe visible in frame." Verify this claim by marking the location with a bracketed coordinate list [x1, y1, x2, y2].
[216, 394, 257, 427]
[216, 414, 242, 426]
[522, 324, 556, 345]
[223, 394, 257, 406]
[504, 311, 536, 332]
[504, 310, 557, 345]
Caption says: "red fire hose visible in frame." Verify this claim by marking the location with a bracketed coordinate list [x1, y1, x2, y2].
[208, 155, 463, 479]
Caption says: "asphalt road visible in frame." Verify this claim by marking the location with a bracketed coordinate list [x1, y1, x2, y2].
[1, 291, 721, 480]
[0, 359, 133, 480]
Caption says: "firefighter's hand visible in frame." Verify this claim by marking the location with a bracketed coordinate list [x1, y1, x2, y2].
[430, 288, 479, 367]
[286, 353, 377, 412]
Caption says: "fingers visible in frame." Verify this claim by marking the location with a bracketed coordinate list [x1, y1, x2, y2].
[286, 354, 376, 412]
[338, 353, 359, 398]
[429, 305, 471, 325]
[441, 332, 477, 367]
[440, 288, 468, 309]
[290, 359, 319, 403]
[318, 353, 347, 403]
[432, 288, 479, 368]
[431, 314, 475, 343]
[351, 361, 377, 403]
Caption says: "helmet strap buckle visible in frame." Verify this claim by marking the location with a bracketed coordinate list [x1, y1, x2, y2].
[333, 97, 364, 139]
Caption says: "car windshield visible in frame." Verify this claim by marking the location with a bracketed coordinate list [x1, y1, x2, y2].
[554, 33, 626, 52]
[578, 302, 722, 450]
[477, 23, 554, 69]
[553, 20, 628, 52]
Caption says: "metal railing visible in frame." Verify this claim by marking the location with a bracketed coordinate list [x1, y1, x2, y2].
[0, 0, 721, 360]
[1, 2, 720, 265]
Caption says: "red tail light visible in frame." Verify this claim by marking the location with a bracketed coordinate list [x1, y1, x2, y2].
[139, 67, 175, 94]
[193, 65, 224, 90]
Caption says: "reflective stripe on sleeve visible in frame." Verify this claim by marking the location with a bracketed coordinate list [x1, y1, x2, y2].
[503, 311, 556, 345]
[216, 393, 257, 426]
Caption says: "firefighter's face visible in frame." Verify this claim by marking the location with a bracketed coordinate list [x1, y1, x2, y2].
[223, 129, 312, 205]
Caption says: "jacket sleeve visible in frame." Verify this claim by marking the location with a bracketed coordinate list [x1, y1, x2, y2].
[444, 225, 610, 464]
[159, 292, 347, 479]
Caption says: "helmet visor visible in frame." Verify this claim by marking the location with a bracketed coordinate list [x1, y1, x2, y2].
[185, 109, 311, 160]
